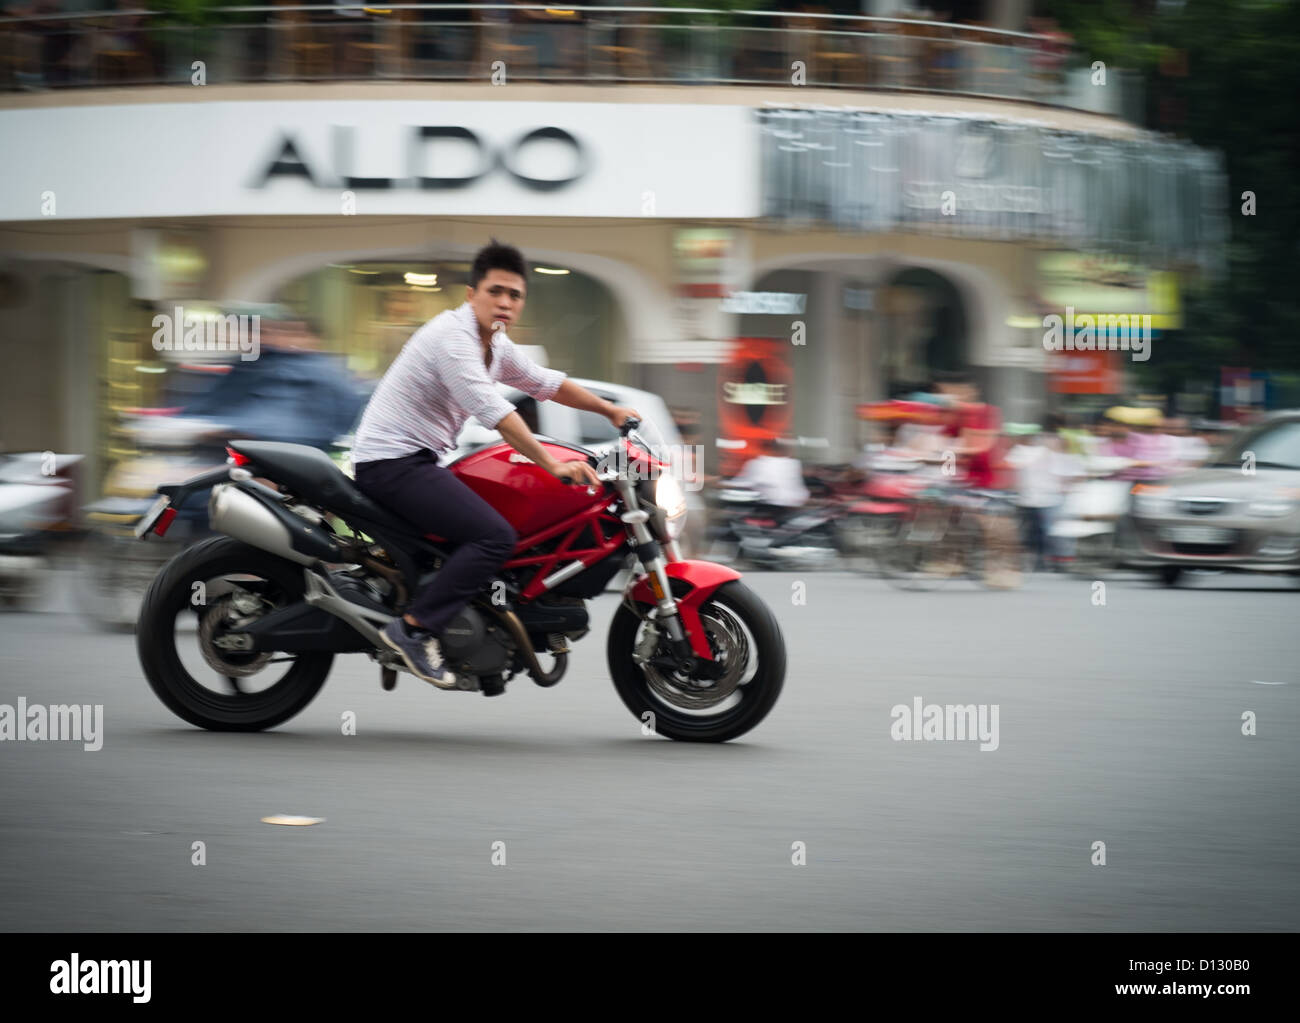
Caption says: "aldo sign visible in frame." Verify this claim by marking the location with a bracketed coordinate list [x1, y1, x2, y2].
[252, 125, 587, 192]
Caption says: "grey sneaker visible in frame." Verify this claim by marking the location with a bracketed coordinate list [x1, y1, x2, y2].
[380, 619, 458, 690]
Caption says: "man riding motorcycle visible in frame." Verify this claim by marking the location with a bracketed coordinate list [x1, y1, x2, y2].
[350, 240, 638, 688]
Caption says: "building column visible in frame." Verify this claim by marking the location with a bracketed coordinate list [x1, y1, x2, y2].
[989, 0, 1030, 32]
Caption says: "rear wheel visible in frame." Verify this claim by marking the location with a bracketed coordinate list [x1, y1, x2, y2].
[607, 581, 785, 743]
[137, 537, 333, 731]
[876, 500, 962, 590]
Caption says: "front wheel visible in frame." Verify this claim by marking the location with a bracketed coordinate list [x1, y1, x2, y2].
[137, 537, 334, 731]
[607, 580, 785, 743]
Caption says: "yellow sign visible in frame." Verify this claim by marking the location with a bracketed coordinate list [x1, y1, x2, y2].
[1037, 252, 1181, 330]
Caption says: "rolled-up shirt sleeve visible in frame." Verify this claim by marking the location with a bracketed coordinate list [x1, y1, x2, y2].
[496, 338, 567, 402]
[441, 331, 517, 429]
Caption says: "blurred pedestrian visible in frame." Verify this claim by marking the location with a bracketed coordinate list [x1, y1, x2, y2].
[1109, 408, 1178, 481]
[932, 374, 1020, 587]
[1005, 415, 1081, 572]
[1166, 417, 1210, 469]
[933, 373, 1004, 489]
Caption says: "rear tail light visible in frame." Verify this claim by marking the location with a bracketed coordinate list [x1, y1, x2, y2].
[226, 446, 250, 467]
[154, 507, 179, 537]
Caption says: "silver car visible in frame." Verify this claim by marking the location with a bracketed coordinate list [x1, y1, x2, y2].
[1127, 411, 1300, 585]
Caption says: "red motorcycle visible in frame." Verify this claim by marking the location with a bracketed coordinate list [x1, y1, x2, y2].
[133, 419, 786, 742]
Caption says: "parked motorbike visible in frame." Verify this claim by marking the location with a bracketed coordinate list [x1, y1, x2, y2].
[78, 412, 231, 630]
[0, 452, 82, 610]
[133, 419, 786, 743]
[704, 484, 848, 572]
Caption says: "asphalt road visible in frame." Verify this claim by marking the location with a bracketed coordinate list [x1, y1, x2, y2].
[1, 568, 1296, 931]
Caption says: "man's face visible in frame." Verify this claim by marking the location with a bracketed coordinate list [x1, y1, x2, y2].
[467, 269, 527, 338]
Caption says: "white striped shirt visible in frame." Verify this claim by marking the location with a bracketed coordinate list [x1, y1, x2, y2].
[351, 302, 566, 464]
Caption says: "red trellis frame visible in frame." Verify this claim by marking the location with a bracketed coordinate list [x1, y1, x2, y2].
[504, 499, 628, 600]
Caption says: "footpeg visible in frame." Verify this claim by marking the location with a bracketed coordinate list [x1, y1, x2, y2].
[380, 667, 397, 691]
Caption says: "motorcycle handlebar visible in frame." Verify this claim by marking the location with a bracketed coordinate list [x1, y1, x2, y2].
[555, 416, 642, 485]
[557, 465, 618, 486]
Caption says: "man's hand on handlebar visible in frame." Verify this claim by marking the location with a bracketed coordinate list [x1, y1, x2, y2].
[552, 460, 601, 487]
[607, 406, 641, 430]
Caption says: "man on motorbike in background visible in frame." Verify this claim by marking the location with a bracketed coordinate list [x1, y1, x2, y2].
[182, 306, 364, 451]
[730, 436, 809, 516]
[349, 240, 638, 688]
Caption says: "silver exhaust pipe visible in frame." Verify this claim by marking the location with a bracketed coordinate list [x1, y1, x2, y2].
[208, 484, 340, 567]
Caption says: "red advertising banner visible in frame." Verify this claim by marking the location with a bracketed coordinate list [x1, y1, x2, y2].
[717, 338, 793, 474]
[1048, 349, 1122, 394]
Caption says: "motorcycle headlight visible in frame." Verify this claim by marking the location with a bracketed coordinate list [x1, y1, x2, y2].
[1247, 499, 1296, 518]
[655, 472, 688, 540]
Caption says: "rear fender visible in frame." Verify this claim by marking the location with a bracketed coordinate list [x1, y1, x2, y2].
[627, 559, 741, 660]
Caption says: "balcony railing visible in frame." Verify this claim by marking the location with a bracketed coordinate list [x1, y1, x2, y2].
[0, 4, 1128, 117]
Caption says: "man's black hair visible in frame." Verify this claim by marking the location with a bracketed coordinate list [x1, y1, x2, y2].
[469, 239, 528, 289]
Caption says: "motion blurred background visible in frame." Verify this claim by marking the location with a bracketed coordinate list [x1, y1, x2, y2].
[0, 0, 1296, 601]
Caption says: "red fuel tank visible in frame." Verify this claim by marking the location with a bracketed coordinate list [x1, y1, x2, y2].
[447, 441, 603, 539]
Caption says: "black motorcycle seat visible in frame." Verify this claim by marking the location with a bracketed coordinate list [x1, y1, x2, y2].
[227, 441, 423, 538]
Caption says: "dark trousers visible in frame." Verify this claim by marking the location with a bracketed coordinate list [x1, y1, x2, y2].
[1019, 505, 1053, 571]
[353, 449, 516, 636]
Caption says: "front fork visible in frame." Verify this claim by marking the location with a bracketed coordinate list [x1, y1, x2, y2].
[614, 478, 695, 670]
